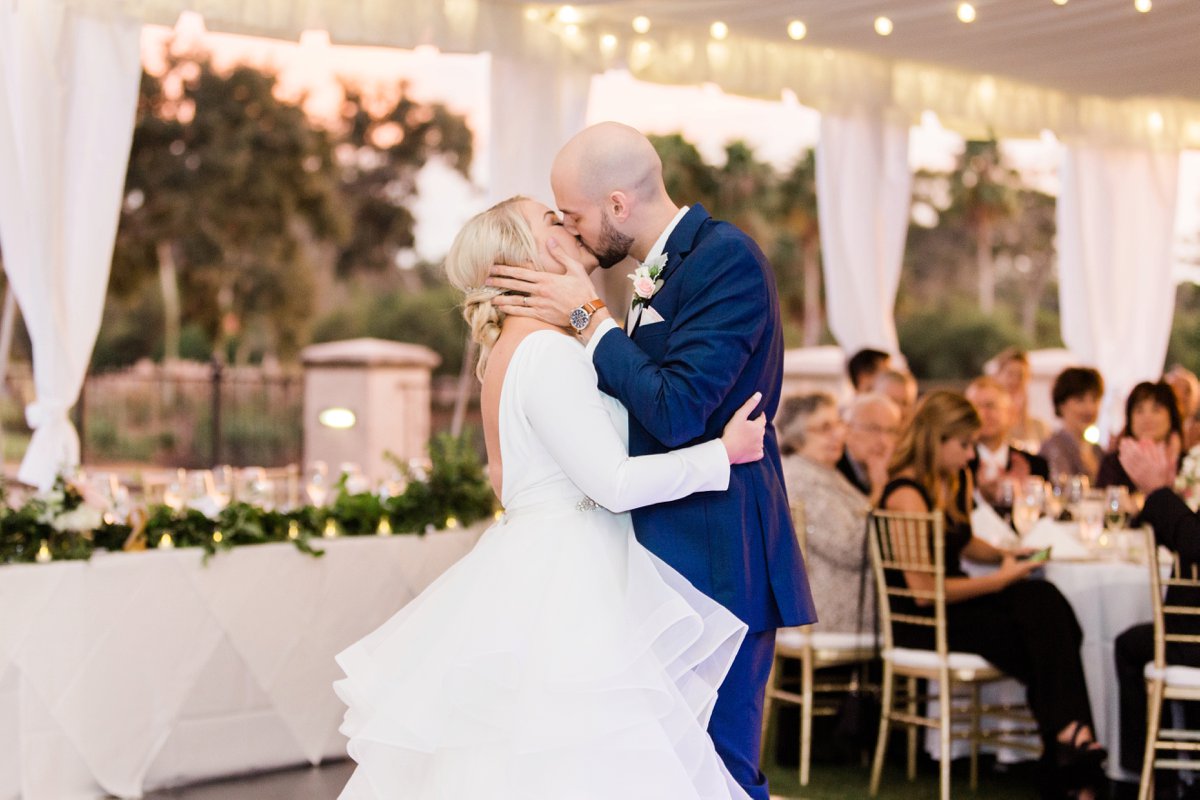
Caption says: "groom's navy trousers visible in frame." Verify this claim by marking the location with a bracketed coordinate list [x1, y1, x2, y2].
[593, 204, 817, 799]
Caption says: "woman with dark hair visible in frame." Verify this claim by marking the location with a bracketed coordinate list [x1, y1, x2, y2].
[881, 391, 1103, 798]
[1040, 367, 1106, 483]
[1096, 381, 1183, 490]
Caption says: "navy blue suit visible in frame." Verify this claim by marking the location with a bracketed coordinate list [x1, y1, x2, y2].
[592, 205, 816, 798]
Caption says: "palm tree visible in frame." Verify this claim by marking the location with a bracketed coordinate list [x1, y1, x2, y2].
[949, 140, 1019, 314]
[775, 150, 822, 345]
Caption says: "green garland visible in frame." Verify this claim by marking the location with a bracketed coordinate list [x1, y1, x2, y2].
[0, 433, 496, 566]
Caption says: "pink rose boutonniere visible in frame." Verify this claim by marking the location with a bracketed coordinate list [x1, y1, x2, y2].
[629, 253, 668, 309]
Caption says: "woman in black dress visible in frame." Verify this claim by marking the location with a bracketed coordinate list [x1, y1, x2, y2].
[881, 390, 1103, 798]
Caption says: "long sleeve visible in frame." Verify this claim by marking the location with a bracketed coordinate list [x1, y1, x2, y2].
[522, 333, 730, 513]
[1142, 487, 1200, 569]
[592, 235, 768, 448]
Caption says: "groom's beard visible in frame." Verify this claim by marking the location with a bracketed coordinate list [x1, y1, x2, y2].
[593, 214, 634, 269]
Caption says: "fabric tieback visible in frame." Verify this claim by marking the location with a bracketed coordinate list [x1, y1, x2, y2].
[26, 400, 71, 431]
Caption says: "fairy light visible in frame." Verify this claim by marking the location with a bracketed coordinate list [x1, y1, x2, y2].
[288, 520, 300, 540]
[1148, 111, 1164, 133]
[957, 3, 977, 23]
[377, 517, 393, 536]
[600, 33, 618, 53]
[445, 516, 460, 529]
[1052, 0, 1068, 5]
[1134, 0, 1151, 12]
[874, 16, 894, 36]
[213, 531, 224, 544]
[787, 20, 807, 40]
[710, 21, 728, 40]
[632, 15, 650, 34]
[158, 532, 175, 549]
[557, 5, 581, 24]
[323, 518, 338, 538]
[523, 7, 540, 22]
[35, 542, 52, 563]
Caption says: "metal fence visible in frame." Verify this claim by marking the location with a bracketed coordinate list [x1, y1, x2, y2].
[1, 362, 483, 470]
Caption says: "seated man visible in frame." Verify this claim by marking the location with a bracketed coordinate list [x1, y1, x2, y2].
[965, 376, 1049, 511]
[836, 393, 901, 504]
[875, 367, 918, 421]
[846, 348, 891, 395]
[1114, 438, 1200, 793]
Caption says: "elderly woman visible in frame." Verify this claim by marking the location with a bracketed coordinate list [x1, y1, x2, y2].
[1096, 381, 1183, 491]
[1040, 366, 1106, 483]
[778, 392, 875, 633]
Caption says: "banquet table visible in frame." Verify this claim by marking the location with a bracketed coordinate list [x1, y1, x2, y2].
[0, 525, 486, 800]
[929, 517, 1157, 782]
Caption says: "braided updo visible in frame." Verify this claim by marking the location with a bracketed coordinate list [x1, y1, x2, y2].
[444, 197, 539, 380]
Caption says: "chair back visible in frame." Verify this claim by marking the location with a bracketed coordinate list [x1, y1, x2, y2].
[867, 509, 948, 657]
[1145, 526, 1200, 670]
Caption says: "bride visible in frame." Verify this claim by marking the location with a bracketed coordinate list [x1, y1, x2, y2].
[333, 197, 765, 800]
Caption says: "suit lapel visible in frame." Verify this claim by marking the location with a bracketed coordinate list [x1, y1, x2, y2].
[628, 205, 712, 338]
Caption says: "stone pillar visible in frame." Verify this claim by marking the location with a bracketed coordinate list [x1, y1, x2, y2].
[301, 338, 441, 484]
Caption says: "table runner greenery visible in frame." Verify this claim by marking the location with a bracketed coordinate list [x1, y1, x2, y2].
[0, 434, 496, 565]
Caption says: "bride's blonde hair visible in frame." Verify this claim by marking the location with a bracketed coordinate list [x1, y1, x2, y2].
[444, 197, 539, 380]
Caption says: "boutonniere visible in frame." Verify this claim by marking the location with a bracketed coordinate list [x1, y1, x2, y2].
[629, 253, 668, 309]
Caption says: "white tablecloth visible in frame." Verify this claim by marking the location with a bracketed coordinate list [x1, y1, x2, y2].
[929, 519, 1155, 780]
[0, 527, 486, 800]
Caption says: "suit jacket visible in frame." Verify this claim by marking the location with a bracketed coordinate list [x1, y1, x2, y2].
[836, 451, 872, 496]
[592, 205, 817, 632]
[968, 444, 1050, 486]
[1140, 488, 1200, 648]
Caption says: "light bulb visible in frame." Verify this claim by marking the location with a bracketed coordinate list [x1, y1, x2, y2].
[787, 20, 807, 40]
[874, 16, 894, 36]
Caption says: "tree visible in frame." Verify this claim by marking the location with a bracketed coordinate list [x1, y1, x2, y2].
[946, 140, 1020, 314]
[773, 150, 822, 345]
[333, 83, 474, 284]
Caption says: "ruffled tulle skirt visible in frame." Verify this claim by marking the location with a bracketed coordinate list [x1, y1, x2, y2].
[333, 499, 750, 799]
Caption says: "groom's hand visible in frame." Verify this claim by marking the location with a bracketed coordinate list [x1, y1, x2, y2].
[489, 240, 602, 333]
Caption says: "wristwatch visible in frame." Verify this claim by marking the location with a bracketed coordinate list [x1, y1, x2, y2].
[568, 298, 606, 333]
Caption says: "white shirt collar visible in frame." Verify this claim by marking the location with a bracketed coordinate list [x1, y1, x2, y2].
[643, 205, 689, 264]
[976, 441, 1010, 481]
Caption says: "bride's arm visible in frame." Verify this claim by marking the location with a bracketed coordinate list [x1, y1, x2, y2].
[524, 335, 735, 513]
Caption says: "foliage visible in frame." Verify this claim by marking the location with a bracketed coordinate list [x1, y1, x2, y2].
[898, 299, 1028, 380]
[0, 433, 495, 566]
[310, 280, 466, 376]
[105, 48, 475, 369]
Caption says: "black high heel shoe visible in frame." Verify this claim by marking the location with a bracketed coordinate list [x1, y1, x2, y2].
[1054, 722, 1107, 796]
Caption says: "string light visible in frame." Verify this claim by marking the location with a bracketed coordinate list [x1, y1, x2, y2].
[710, 21, 728, 40]
[376, 517, 393, 536]
[557, 5, 581, 24]
[632, 15, 651, 34]
[1135, 0, 1151, 11]
[787, 20, 807, 41]
[563, 23, 579, 37]
[1148, 111, 1164, 133]
[600, 33, 618, 53]
[445, 516, 460, 529]
[35, 542, 52, 563]
[874, 16, 894, 36]
[957, 3, 977, 23]
[524, 7, 540, 22]
[1052, 0, 1068, 5]
[158, 532, 175, 549]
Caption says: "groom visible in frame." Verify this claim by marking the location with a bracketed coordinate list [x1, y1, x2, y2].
[489, 122, 816, 798]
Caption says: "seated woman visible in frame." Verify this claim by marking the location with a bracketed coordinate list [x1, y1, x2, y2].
[777, 392, 875, 633]
[992, 347, 1050, 453]
[1041, 367, 1105, 483]
[881, 391, 1103, 798]
[1096, 381, 1183, 491]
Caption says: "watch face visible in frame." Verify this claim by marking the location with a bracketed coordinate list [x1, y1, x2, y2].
[569, 307, 590, 332]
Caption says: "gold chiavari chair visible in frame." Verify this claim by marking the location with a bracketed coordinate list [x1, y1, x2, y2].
[1139, 526, 1200, 800]
[762, 502, 878, 785]
[867, 509, 1038, 800]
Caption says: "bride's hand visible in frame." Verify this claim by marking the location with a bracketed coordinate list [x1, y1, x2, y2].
[721, 393, 766, 465]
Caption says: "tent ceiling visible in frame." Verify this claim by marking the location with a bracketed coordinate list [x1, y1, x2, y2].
[564, 0, 1200, 103]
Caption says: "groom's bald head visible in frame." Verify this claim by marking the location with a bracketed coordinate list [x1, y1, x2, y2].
[552, 122, 664, 204]
[551, 122, 678, 266]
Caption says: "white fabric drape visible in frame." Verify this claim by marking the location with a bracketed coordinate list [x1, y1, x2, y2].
[487, 18, 591, 204]
[815, 106, 911, 357]
[0, 1, 142, 488]
[1057, 143, 1180, 440]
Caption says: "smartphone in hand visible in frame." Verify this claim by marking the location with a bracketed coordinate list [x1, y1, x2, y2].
[1019, 546, 1052, 563]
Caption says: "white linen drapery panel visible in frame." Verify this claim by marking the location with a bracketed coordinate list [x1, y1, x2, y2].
[815, 106, 911, 357]
[0, 2, 142, 488]
[1057, 143, 1180, 441]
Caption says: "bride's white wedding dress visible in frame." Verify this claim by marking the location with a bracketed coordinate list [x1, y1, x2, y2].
[334, 329, 750, 800]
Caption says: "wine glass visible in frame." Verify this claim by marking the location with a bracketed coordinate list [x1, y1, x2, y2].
[1104, 485, 1130, 532]
[306, 461, 329, 506]
[994, 478, 1016, 523]
[1013, 477, 1045, 538]
[1077, 493, 1104, 545]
